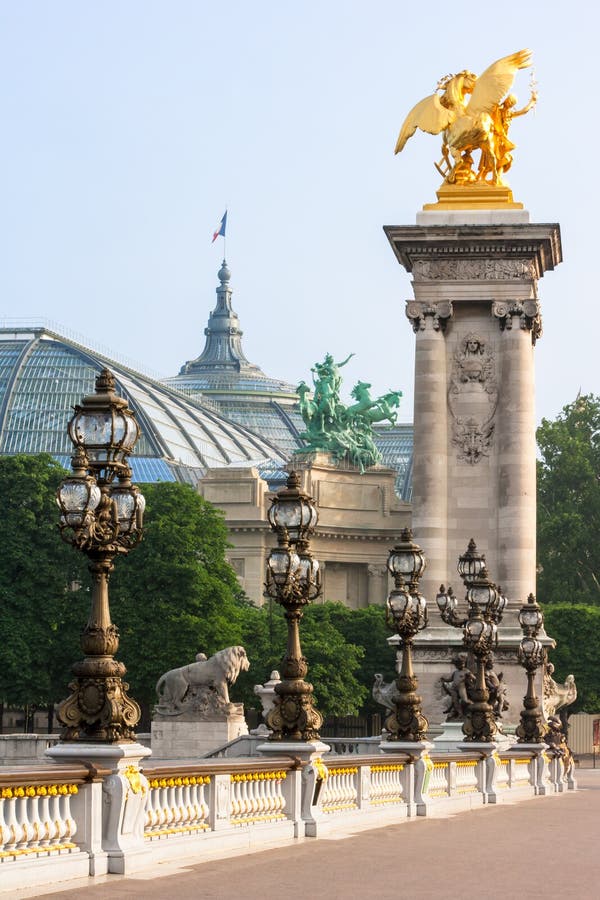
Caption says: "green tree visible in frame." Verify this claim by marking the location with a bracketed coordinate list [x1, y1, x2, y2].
[544, 605, 600, 712]
[109, 482, 251, 723]
[0, 454, 87, 718]
[236, 602, 371, 718]
[305, 603, 393, 716]
[537, 394, 600, 605]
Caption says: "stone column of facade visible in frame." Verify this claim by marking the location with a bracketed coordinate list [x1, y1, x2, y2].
[367, 563, 389, 606]
[406, 301, 452, 603]
[385, 214, 562, 726]
[493, 300, 540, 622]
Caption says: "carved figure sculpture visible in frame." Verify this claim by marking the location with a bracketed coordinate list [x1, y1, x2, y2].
[372, 673, 401, 713]
[485, 657, 509, 719]
[395, 49, 537, 185]
[440, 653, 474, 720]
[545, 715, 575, 777]
[448, 333, 498, 464]
[543, 663, 577, 720]
[155, 646, 249, 716]
[297, 353, 402, 473]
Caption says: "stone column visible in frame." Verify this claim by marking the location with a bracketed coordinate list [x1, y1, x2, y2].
[493, 300, 541, 607]
[367, 563, 388, 606]
[406, 301, 452, 602]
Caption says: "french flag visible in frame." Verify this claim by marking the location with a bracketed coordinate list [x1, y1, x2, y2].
[212, 211, 227, 243]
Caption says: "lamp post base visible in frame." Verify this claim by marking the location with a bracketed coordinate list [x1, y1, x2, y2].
[46, 741, 151, 874]
[380, 739, 433, 815]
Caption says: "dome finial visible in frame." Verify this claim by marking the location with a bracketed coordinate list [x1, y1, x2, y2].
[218, 259, 230, 285]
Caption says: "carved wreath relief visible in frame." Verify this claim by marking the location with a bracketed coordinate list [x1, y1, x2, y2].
[448, 333, 498, 464]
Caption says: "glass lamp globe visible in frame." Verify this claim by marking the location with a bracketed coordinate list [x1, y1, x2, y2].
[435, 585, 455, 614]
[296, 553, 321, 600]
[518, 594, 543, 634]
[56, 448, 101, 528]
[267, 546, 300, 588]
[267, 471, 318, 544]
[68, 369, 140, 473]
[388, 589, 411, 621]
[468, 581, 498, 613]
[111, 483, 146, 534]
[387, 528, 426, 582]
[458, 538, 486, 584]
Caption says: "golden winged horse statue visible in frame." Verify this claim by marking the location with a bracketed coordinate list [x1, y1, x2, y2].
[395, 49, 537, 186]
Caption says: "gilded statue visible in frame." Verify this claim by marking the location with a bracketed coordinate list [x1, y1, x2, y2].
[395, 49, 537, 186]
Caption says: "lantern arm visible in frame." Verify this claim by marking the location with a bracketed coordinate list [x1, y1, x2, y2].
[436, 584, 468, 629]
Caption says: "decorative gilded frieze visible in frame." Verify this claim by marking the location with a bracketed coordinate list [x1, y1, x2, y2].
[405, 300, 453, 333]
[412, 259, 537, 282]
[492, 299, 542, 344]
[448, 333, 498, 464]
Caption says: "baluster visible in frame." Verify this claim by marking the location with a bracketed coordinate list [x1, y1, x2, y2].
[15, 791, 32, 848]
[27, 790, 44, 849]
[60, 787, 77, 843]
[2, 792, 18, 854]
[199, 777, 209, 823]
[0, 795, 10, 852]
[48, 790, 65, 843]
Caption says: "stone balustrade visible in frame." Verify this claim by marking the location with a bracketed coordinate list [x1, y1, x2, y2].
[0, 746, 575, 894]
[368, 762, 405, 807]
[0, 764, 100, 893]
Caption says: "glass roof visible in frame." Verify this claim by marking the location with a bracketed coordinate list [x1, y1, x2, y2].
[0, 328, 285, 482]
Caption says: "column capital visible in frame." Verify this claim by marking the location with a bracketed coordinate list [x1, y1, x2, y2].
[492, 300, 542, 345]
[406, 300, 453, 333]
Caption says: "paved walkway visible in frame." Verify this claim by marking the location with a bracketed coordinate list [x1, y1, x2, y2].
[14, 769, 600, 900]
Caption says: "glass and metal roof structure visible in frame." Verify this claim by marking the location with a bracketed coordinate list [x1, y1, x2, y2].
[0, 325, 285, 484]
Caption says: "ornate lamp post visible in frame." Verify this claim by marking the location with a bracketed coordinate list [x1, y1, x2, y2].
[56, 369, 145, 743]
[384, 528, 429, 741]
[436, 539, 506, 743]
[516, 593, 548, 744]
[264, 471, 323, 742]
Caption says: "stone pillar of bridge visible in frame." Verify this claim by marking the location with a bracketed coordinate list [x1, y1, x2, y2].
[385, 210, 562, 726]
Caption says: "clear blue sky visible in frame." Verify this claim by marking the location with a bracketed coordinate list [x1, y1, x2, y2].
[0, 1, 594, 424]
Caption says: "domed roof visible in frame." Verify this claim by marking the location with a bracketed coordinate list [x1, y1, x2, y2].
[165, 261, 299, 400]
[164, 261, 305, 455]
[0, 325, 285, 484]
[162, 262, 414, 499]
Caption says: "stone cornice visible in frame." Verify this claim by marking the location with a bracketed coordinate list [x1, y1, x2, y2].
[384, 223, 562, 279]
[228, 523, 401, 542]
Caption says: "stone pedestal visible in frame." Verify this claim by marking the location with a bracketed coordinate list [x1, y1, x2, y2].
[385, 208, 562, 726]
[258, 739, 330, 836]
[46, 740, 151, 874]
[151, 713, 248, 759]
[380, 739, 433, 815]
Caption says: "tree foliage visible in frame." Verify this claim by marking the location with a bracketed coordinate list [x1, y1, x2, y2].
[537, 394, 600, 605]
[110, 482, 250, 719]
[0, 458, 391, 727]
[544, 605, 600, 712]
[0, 455, 87, 709]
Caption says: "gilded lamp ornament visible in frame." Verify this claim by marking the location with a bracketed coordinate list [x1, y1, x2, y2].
[436, 539, 507, 742]
[56, 369, 145, 742]
[264, 471, 323, 742]
[395, 49, 537, 189]
[516, 593, 548, 744]
[384, 528, 429, 742]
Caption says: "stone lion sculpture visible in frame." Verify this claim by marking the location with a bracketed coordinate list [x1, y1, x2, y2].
[155, 646, 250, 716]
